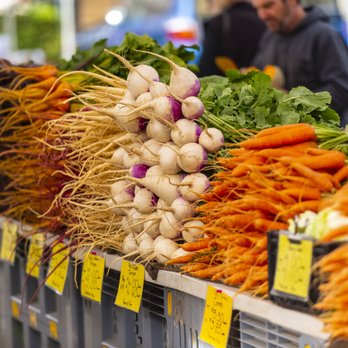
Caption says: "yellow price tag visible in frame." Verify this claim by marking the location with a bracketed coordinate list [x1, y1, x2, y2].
[115, 260, 145, 313]
[45, 243, 69, 294]
[49, 320, 59, 339]
[200, 285, 233, 348]
[80, 253, 105, 302]
[11, 300, 20, 319]
[26, 233, 45, 278]
[29, 310, 37, 328]
[0, 221, 17, 264]
[273, 233, 313, 299]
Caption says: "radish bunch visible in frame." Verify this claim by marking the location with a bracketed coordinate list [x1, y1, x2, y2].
[98, 50, 225, 264]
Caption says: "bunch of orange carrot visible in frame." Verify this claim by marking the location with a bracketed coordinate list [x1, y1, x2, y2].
[0, 62, 73, 230]
[169, 123, 347, 297]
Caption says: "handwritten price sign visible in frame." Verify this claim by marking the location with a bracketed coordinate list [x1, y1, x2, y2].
[200, 285, 233, 348]
[115, 260, 145, 313]
[45, 243, 69, 295]
[273, 233, 313, 299]
[26, 233, 45, 278]
[80, 254, 105, 302]
[0, 220, 18, 264]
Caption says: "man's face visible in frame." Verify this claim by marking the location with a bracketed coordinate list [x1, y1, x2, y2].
[251, 0, 294, 32]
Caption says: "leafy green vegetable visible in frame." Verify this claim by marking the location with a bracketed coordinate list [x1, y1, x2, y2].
[58, 32, 199, 83]
[199, 70, 340, 142]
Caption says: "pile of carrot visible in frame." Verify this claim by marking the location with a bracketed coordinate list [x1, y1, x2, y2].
[0, 62, 73, 230]
[169, 123, 347, 296]
[315, 243, 348, 339]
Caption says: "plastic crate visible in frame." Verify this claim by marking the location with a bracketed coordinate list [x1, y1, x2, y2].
[239, 312, 326, 348]
[267, 230, 343, 314]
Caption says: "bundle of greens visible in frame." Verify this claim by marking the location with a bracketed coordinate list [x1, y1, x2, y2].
[199, 70, 340, 143]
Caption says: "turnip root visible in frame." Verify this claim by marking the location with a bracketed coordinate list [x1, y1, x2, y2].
[181, 96, 205, 120]
[135, 92, 153, 106]
[146, 119, 172, 143]
[139, 139, 162, 166]
[110, 180, 134, 202]
[159, 212, 182, 239]
[111, 147, 127, 167]
[133, 188, 158, 214]
[129, 164, 149, 178]
[199, 128, 224, 153]
[182, 220, 205, 243]
[170, 119, 202, 147]
[136, 50, 201, 99]
[170, 248, 193, 261]
[169, 197, 195, 221]
[145, 165, 164, 177]
[138, 236, 154, 258]
[123, 208, 144, 234]
[154, 238, 179, 264]
[177, 143, 207, 173]
[143, 214, 161, 239]
[122, 233, 138, 254]
[105, 49, 160, 98]
[158, 143, 181, 174]
[179, 173, 210, 201]
[149, 81, 169, 98]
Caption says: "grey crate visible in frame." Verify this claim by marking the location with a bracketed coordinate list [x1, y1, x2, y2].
[239, 312, 327, 348]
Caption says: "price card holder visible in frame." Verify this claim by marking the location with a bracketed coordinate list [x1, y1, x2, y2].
[115, 260, 145, 313]
[0, 220, 18, 264]
[11, 299, 21, 319]
[45, 242, 69, 295]
[199, 285, 233, 348]
[80, 253, 105, 303]
[29, 309, 38, 329]
[26, 233, 45, 278]
[49, 320, 59, 340]
[272, 232, 313, 300]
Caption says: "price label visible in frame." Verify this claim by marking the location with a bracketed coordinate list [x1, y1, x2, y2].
[115, 260, 145, 313]
[11, 300, 20, 319]
[49, 320, 59, 339]
[0, 220, 18, 264]
[45, 243, 69, 295]
[80, 253, 105, 302]
[200, 285, 233, 348]
[26, 233, 45, 278]
[29, 309, 37, 328]
[273, 233, 313, 299]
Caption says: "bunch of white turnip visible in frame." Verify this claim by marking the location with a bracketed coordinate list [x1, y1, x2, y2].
[85, 49, 225, 264]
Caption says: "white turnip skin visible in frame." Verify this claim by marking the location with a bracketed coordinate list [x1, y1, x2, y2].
[170, 248, 192, 261]
[154, 238, 179, 264]
[177, 143, 207, 173]
[133, 188, 158, 214]
[139, 139, 162, 166]
[181, 96, 205, 120]
[145, 165, 164, 177]
[199, 128, 224, 153]
[179, 173, 211, 202]
[182, 220, 205, 243]
[143, 214, 161, 239]
[122, 233, 138, 255]
[138, 236, 154, 258]
[159, 212, 182, 239]
[150, 81, 170, 98]
[124, 208, 144, 234]
[111, 147, 127, 167]
[169, 197, 195, 221]
[146, 119, 172, 143]
[110, 180, 134, 201]
[135, 92, 153, 106]
[136, 50, 201, 99]
[122, 151, 141, 168]
[170, 119, 202, 147]
[105, 198, 128, 216]
[158, 143, 181, 174]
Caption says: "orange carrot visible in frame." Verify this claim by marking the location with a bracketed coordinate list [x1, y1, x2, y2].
[166, 253, 195, 265]
[291, 162, 333, 192]
[255, 123, 311, 138]
[240, 124, 316, 149]
[180, 238, 212, 252]
[334, 165, 348, 184]
[320, 226, 348, 242]
[253, 218, 288, 231]
[281, 187, 321, 201]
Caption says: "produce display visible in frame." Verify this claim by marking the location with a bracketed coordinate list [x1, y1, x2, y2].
[1, 33, 348, 344]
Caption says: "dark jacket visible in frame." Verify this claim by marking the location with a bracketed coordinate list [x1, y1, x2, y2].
[198, 2, 266, 77]
[253, 6, 348, 125]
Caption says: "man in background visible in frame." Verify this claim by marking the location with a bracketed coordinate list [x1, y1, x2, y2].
[198, 0, 266, 76]
[252, 0, 348, 125]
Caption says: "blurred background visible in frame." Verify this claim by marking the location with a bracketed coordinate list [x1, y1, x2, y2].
[0, 0, 347, 65]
